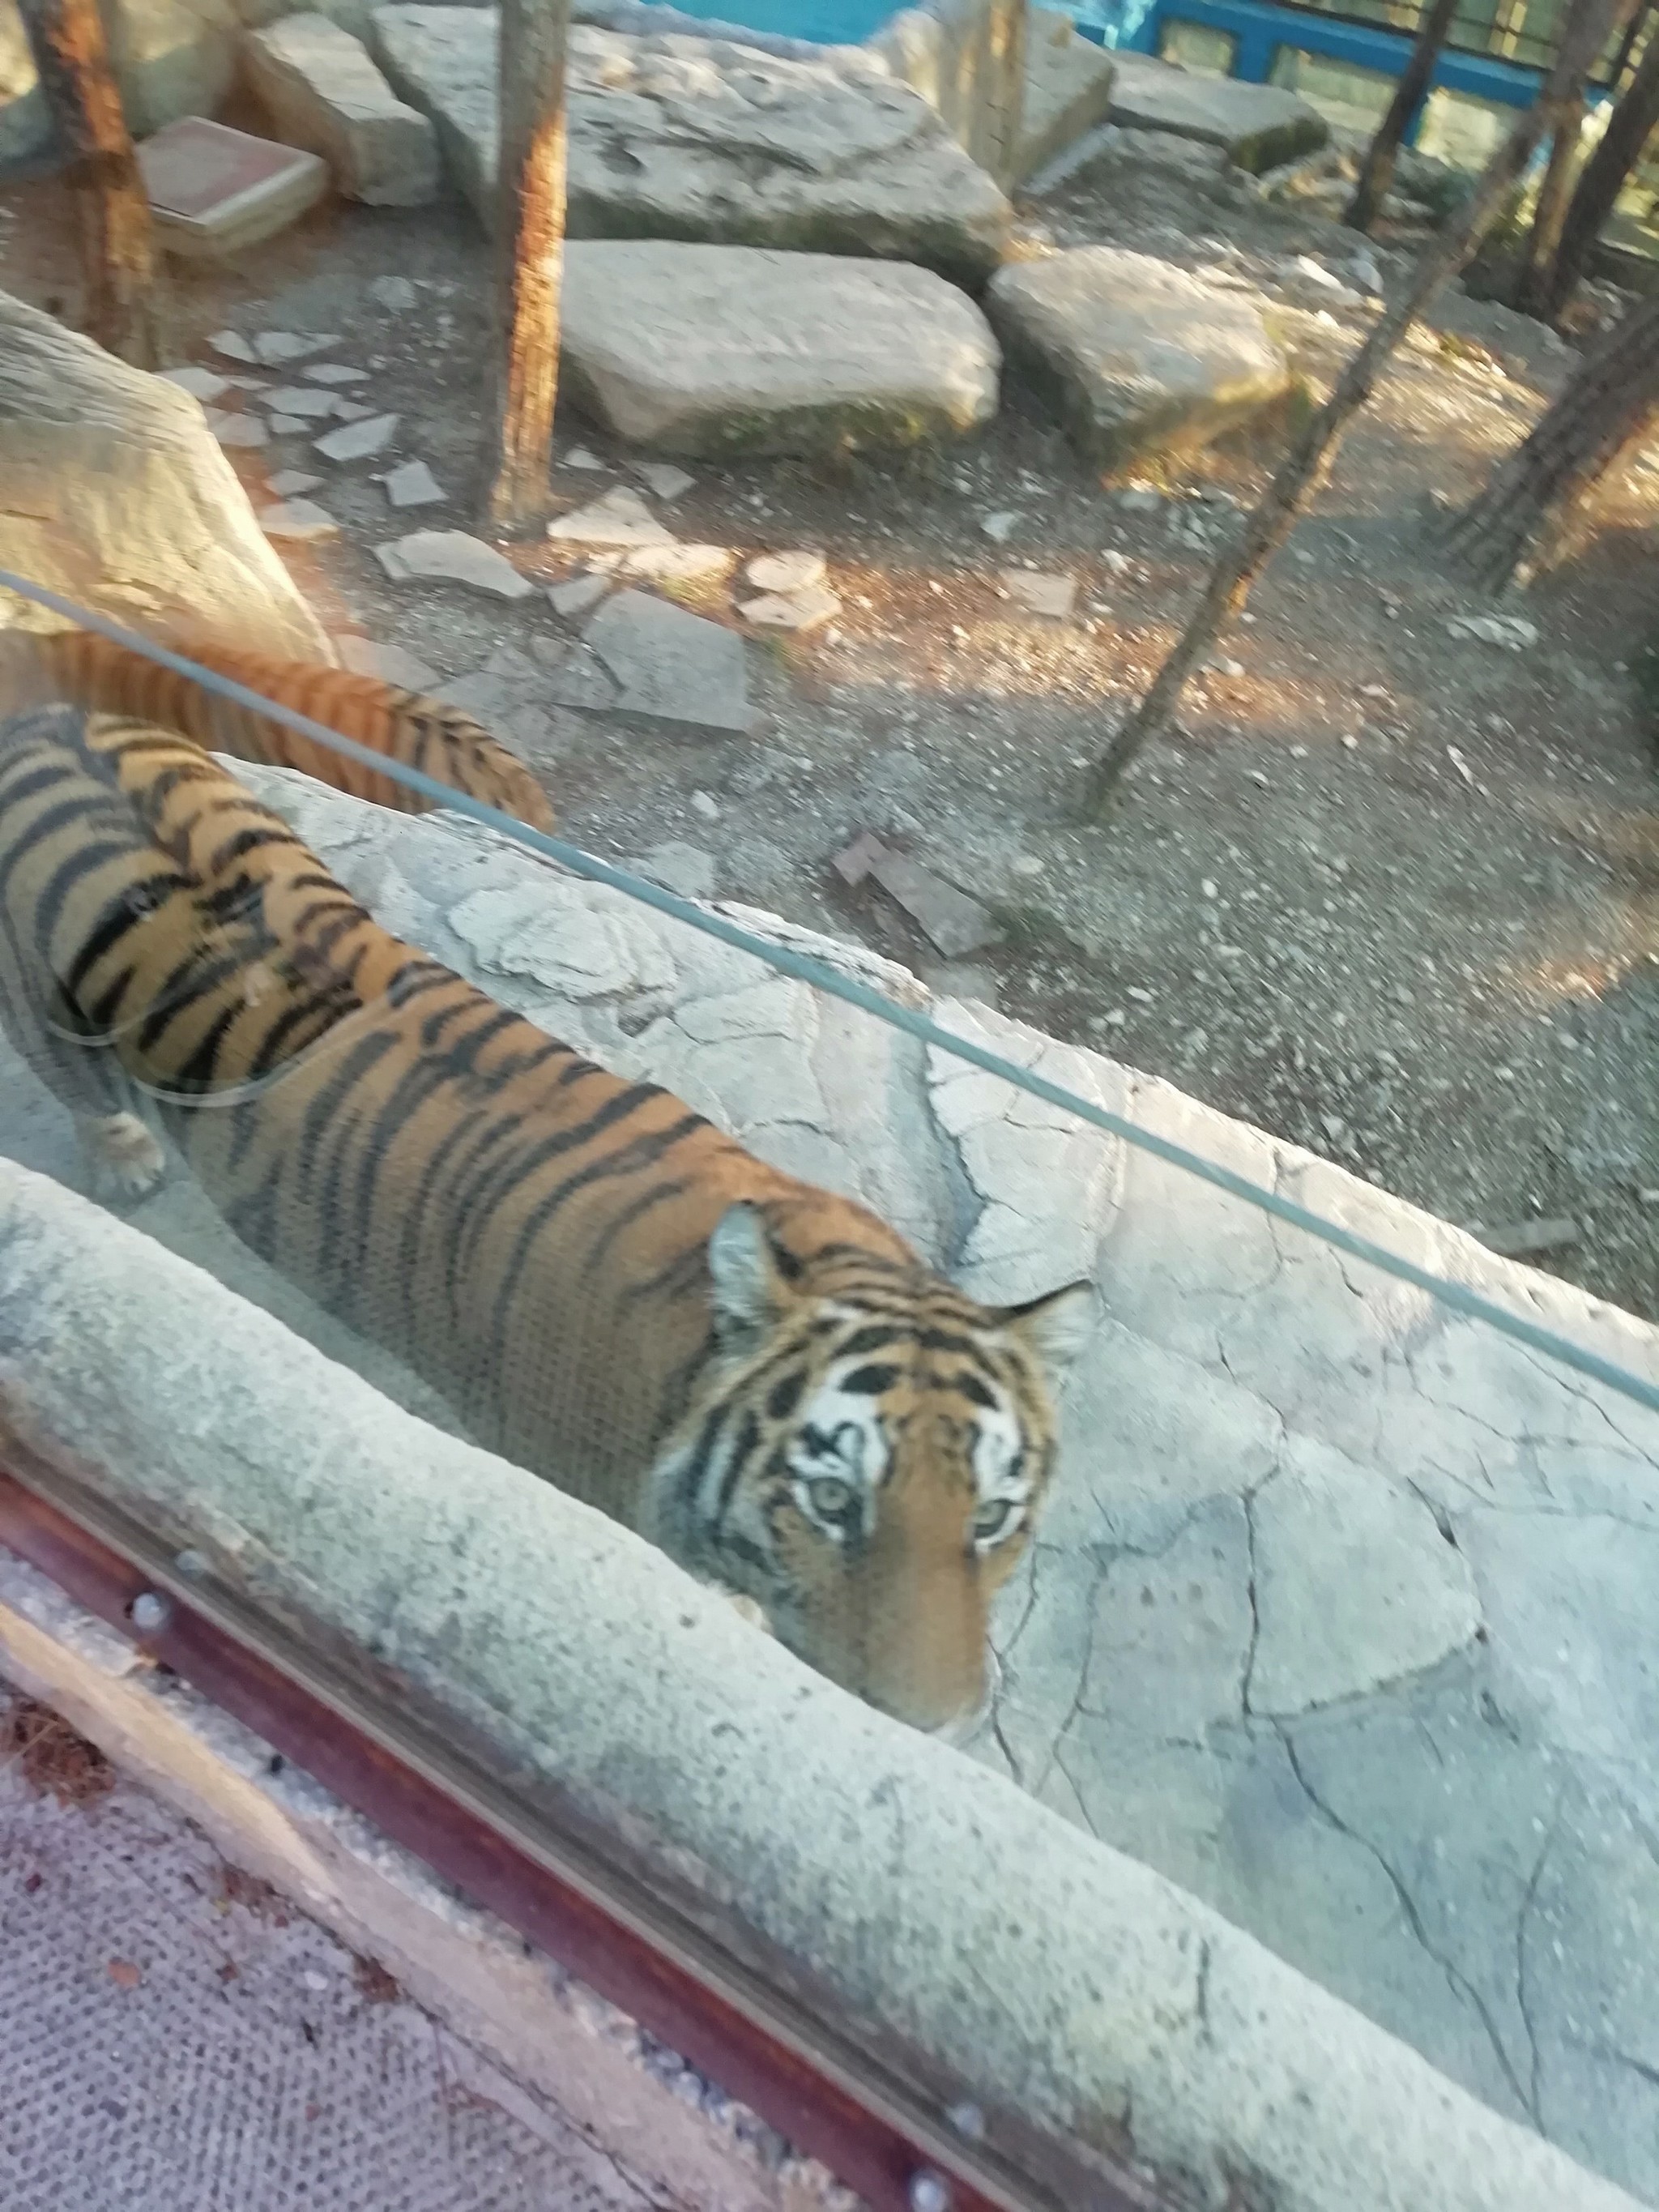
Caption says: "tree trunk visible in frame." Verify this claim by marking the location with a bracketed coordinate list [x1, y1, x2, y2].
[17, 0, 168, 369]
[1084, 0, 1623, 819]
[1538, 16, 1659, 316]
[1442, 294, 1659, 588]
[1516, 88, 1589, 313]
[483, 0, 571, 533]
[1345, 0, 1464, 233]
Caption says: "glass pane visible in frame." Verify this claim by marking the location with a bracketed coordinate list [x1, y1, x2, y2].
[1157, 19, 1239, 77]
[1269, 44, 1398, 135]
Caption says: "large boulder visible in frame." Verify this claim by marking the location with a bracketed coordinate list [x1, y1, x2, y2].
[1, 0, 238, 162]
[1012, 7, 1115, 181]
[369, 8, 1012, 286]
[241, 13, 440, 204]
[1107, 51, 1327, 175]
[560, 240, 1000, 458]
[0, 290, 334, 661]
[987, 246, 1295, 472]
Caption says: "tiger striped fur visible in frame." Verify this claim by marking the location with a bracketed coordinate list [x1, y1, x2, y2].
[0, 630, 554, 831]
[0, 704, 1092, 1731]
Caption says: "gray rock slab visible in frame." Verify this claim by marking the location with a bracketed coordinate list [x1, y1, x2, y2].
[267, 468, 324, 497]
[262, 383, 342, 420]
[746, 549, 825, 593]
[242, 13, 440, 206]
[315, 410, 400, 462]
[548, 571, 614, 618]
[254, 329, 342, 365]
[0, 291, 331, 661]
[369, 274, 419, 312]
[303, 361, 370, 385]
[333, 634, 441, 689]
[559, 240, 999, 459]
[546, 485, 675, 548]
[583, 587, 751, 733]
[987, 246, 1295, 472]
[375, 528, 533, 597]
[740, 583, 839, 630]
[1015, 7, 1115, 181]
[159, 363, 231, 403]
[869, 846, 1000, 958]
[207, 409, 269, 449]
[369, 11, 1012, 284]
[631, 460, 695, 502]
[258, 496, 339, 542]
[1107, 50, 1328, 173]
[382, 457, 446, 506]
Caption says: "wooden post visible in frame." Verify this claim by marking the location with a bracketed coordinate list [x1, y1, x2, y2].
[484, 0, 571, 534]
[17, 0, 168, 369]
[1081, 0, 1624, 819]
[1344, 0, 1463, 235]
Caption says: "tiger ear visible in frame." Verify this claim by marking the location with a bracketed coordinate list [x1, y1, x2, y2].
[994, 1280, 1095, 1380]
[706, 1202, 791, 1359]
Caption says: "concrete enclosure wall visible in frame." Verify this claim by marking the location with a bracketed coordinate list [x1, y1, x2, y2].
[2, 768, 1656, 2212]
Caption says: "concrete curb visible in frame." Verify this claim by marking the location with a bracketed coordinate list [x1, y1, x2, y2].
[0, 1158, 1644, 2212]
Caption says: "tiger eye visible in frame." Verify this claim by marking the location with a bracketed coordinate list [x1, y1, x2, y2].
[805, 1475, 854, 1521]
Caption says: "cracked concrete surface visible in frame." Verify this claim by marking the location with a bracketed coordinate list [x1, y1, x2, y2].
[2, 768, 1657, 2205]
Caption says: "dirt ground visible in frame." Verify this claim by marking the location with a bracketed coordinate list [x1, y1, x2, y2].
[4, 118, 1657, 1323]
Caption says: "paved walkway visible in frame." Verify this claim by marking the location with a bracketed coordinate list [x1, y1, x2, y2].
[0, 1681, 652, 2212]
[3, 774, 1657, 2206]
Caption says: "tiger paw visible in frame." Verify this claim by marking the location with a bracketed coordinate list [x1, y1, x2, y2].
[77, 1112, 167, 1203]
[713, 1587, 774, 1637]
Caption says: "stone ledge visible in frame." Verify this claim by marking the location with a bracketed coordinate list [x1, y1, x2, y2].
[0, 1147, 1645, 2212]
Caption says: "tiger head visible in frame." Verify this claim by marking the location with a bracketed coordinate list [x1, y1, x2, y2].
[656, 1202, 1094, 1737]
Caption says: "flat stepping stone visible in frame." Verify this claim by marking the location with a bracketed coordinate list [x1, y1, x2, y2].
[548, 572, 613, 618]
[259, 497, 339, 542]
[369, 11, 1011, 286]
[376, 529, 533, 598]
[334, 635, 441, 690]
[382, 458, 446, 506]
[1106, 51, 1327, 174]
[268, 468, 324, 497]
[546, 486, 674, 549]
[560, 241, 999, 461]
[631, 461, 695, 503]
[315, 411, 400, 461]
[207, 410, 268, 448]
[987, 246, 1294, 472]
[584, 589, 752, 735]
[254, 330, 341, 365]
[746, 549, 825, 594]
[160, 365, 231, 403]
[262, 384, 342, 419]
[740, 583, 839, 631]
[304, 362, 369, 385]
[244, 14, 440, 207]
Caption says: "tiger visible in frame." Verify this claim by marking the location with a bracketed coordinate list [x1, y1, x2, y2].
[0, 702, 1094, 1736]
[0, 629, 555, 832]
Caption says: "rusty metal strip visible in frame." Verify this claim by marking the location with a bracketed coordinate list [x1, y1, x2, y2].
[0, 1463, 1160, 2212]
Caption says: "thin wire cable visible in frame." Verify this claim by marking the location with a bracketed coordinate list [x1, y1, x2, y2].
[3, 566, 1657, 1419]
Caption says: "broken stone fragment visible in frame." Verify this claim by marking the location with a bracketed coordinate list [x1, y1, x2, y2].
[375, 530, 533, 598]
